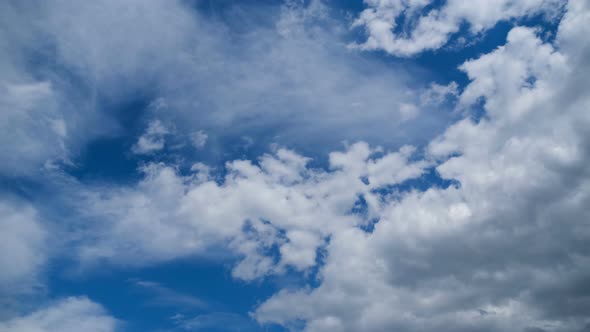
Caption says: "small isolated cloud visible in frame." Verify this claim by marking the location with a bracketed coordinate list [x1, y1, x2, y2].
[132, 119, 170, 155]
[241, 136, 254, 149]
[190, 130, 208, 149]
[131, 279, 208, 309]
[399, 103, 419, 121]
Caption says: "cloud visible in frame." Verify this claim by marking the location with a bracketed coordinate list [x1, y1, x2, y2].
[254, 1, 590, 331]
[72, 143, 426, 281]
[0, 0, 185, 174]
[131, 279, 208, 310]
[2, 0, 452, 171]
[152, 0, 450, 152]
[2, 1, 590, 332]
[132, 119, 170, 155]
[0, 297, 118, 332]
[0, 1, 121, 176]
[352, 0, 565, 56]
[0, 198, 46, 293]
[420, 81, 459, 106]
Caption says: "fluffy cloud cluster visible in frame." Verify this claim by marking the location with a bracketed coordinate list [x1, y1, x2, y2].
[131, 120, 170, 155]
[2, 0, 590, 331]
[0, 297, 118, 332]
[352, 0, 565, 56]
[255, 1, 590, 331]
[73, 4, 590, 328]
[77, 143, 426, 281]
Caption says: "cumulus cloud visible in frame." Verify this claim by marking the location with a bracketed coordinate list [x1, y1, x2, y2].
[131, 119, 170, 155]
[352, 0, 565, 56]
[190, 130, 208, 150]
[75, 143, 427, 280]
[3, 1, 590, 332]
[255, 1, 590, 331]
[0, 297, 118, 332]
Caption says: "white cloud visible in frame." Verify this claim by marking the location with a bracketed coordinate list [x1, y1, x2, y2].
[352, 0, 564, 56]
[3, 1, 590, 332]
[74, 143, 426, 280]
[254, 1, 590, 331]
[0, 81, 68, 175]
[132, 119, 170, 155]
[0, 2, 117, 176]
[0, 199, 46, 293]
[420, 81, 459, 106]
[190, 130, 208, 149]
[0, 297, 118, 332]
[399, 103, 419, 121]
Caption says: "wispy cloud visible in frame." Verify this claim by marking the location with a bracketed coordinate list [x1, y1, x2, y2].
[130, 279, 208, 310]
[172, 312, 259, 332]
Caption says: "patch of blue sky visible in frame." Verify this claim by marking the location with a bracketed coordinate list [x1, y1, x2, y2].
[48, 258, 287, 332]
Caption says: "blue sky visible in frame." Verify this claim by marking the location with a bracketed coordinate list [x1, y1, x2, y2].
[1, 1, 590, 332]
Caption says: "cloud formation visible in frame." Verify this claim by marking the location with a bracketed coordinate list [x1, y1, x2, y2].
[132, 120, 170, 155]
[255, 1, 590, 331]
[2, 1, 589, 331]
[0, 297, 118, 332]
[0, 0, 448, 177]
[75, 143, 426, 281]
[352, 0, 565, 56]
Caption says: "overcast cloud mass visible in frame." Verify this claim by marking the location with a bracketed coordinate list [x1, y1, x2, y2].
[1, 0, 589, 331]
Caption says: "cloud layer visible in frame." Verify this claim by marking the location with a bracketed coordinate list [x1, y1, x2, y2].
[75, 143, 426, 281]
[1, 1, 589, 332]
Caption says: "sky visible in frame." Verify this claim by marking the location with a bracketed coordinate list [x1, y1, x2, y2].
[0, 0, 589, 331]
